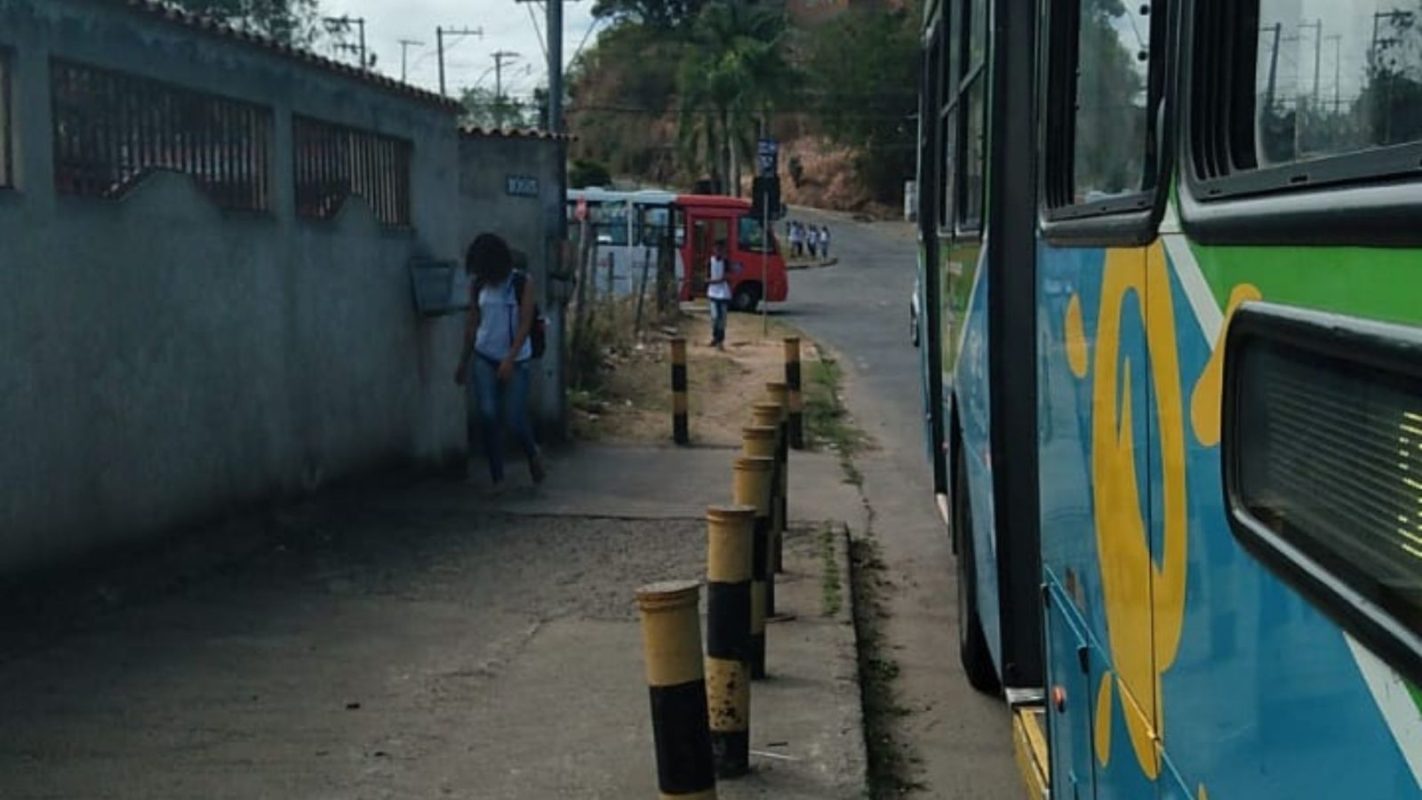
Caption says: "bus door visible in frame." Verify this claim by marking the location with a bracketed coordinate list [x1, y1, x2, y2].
[688, 215, 729, 299]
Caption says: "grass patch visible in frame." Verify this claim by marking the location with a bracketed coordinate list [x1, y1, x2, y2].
[820, 523, 843, 617]
[804, 354, 869, 487]
[851, 533, 925, 797]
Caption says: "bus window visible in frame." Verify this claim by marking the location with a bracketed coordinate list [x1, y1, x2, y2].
[640, 206, 671, 246]
[1189, 0, 1422, 199]
[591, 203, 630, 246]
[1071, 0, 1152, 201]
[1226, 306, 1422, 677]
[1253, 1, 1422, 167]
[737, 215, 775, 254]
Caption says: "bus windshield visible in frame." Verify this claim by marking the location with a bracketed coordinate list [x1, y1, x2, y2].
[737, 215, 775, 254]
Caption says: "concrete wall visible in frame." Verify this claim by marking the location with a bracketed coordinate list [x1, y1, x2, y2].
[0, 0, 487, 571]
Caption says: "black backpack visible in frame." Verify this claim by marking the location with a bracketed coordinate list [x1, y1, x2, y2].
[509, 271, 547, 359]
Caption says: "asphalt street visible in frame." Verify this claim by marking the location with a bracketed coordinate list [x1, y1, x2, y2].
[777, 208, 1022, 798]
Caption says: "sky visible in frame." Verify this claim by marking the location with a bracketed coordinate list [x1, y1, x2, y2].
[321, 0, 600, 100]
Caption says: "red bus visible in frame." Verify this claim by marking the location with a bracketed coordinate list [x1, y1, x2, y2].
[567, 189, 789, 311]
[675, 194, 788, 311]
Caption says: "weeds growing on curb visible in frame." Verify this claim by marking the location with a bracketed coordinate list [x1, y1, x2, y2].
[820, 523, 843, 617]
[803, 354, 868, 488]
[851, 533, 926, 797]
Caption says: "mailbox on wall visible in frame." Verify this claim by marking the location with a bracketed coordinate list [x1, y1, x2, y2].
[408, 258, 468, 317]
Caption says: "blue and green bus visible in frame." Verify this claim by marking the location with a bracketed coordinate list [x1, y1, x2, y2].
[916, 0, 1422, 796]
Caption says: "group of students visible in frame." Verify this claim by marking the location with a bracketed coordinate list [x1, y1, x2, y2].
[786, 220, 830, 260]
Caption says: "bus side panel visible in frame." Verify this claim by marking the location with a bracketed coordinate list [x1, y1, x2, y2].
[1155, 236, 1422, 798]
[952, 239, 1001, 674]
[1044, 578, 1095, 800]
[1040, 240, 1175, 799]
[919, 240, 942, 473]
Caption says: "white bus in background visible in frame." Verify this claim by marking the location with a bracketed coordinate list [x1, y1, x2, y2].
[566, 187, 684, 298]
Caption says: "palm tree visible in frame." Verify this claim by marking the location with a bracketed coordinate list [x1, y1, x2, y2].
[676, 2, 798, 195]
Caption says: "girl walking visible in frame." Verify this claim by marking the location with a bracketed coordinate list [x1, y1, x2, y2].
[454, 233, 546, 490]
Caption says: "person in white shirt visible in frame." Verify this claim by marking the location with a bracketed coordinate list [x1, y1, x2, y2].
[706, 240, 732, 349]
[818, 225, 830, 259]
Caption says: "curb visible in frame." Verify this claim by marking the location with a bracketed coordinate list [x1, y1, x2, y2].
[835, 521, 871, 795]
[787, 257, 838, 271]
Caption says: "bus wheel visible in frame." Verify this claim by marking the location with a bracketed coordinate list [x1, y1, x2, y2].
[731, 284, 761, 312]
[955, 447, 1001, 695]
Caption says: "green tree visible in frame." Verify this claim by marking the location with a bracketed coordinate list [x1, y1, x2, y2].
[460, 86, 537, 130]
[570, 159, 613, 188]
[801, 5, 920, 202]
[676, 2, 797, 195]
[591, 0, 706, 31]
[172, 0, 321, 45]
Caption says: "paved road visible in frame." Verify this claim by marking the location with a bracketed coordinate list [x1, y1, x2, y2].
[0, 444, 866, 799]
[778, 208, 1022, 798]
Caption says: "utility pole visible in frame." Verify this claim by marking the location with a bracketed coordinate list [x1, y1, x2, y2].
[492, 51, 520, 128]
[513, 0, 566, 131]
[398, 38, 424, 83]
[437, 26, 485, 98]
[1299, 19, 1322, 109]
[549, 0, 564, 133]
[323, 16, 368, 70]
[1328, 34, 1342, 112]
[1265, 22, 1283, 118]
[492, 51, 520, 104]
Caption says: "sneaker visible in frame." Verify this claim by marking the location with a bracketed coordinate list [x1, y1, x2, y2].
[529, 454, 547, 485]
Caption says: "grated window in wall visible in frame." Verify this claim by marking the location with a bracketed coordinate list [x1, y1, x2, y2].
[50, 59, 272, 210]
[0, 50, 11, 188]
[292, 116, 411, 228]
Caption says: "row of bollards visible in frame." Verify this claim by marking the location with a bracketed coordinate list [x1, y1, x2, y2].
[638, 344, 803, 796]
[668, 335, 806, 456]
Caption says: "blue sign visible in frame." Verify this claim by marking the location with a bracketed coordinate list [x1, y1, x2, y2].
[756, 139, 778, 178]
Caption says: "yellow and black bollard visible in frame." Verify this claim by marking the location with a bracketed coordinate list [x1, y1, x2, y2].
[671, 337, 689, 445]
[704, 504, 756, 778]
[637, 580, 718, 800]
[764, 383, 791, 575]
[740, 426, 778, 616]
[749, 402, 785, 579]
[783, 338, 805, 450]
[732, 456, 774, 679]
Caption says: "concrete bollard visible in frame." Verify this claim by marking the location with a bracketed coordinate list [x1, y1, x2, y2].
[732, 456, 774, 679]
[740, 425, 779, 617]
[763, 383, 791, 575]
[704, 504, 756, 778]
[783, 338, 805, 450]
[636, 580, 718, 800]
[671, 337, 689, 445]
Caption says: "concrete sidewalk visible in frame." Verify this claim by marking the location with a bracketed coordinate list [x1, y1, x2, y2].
[0, 444, 866, 799]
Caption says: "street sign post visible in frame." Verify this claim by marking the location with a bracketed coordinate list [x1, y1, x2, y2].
[755, 136, 779, 336]
[757, 138, 779, 178]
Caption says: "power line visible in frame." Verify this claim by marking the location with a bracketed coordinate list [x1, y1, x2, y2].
[525, 2, 549, 64]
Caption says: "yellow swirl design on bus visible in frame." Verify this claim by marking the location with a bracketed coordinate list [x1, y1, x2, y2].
[1066, 293, 1089, 378]
[1189, 283, 1262, 446]
[1072, 244, 1190, 780]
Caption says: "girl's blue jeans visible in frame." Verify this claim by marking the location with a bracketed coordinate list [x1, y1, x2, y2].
[471, 356, 538, 483]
